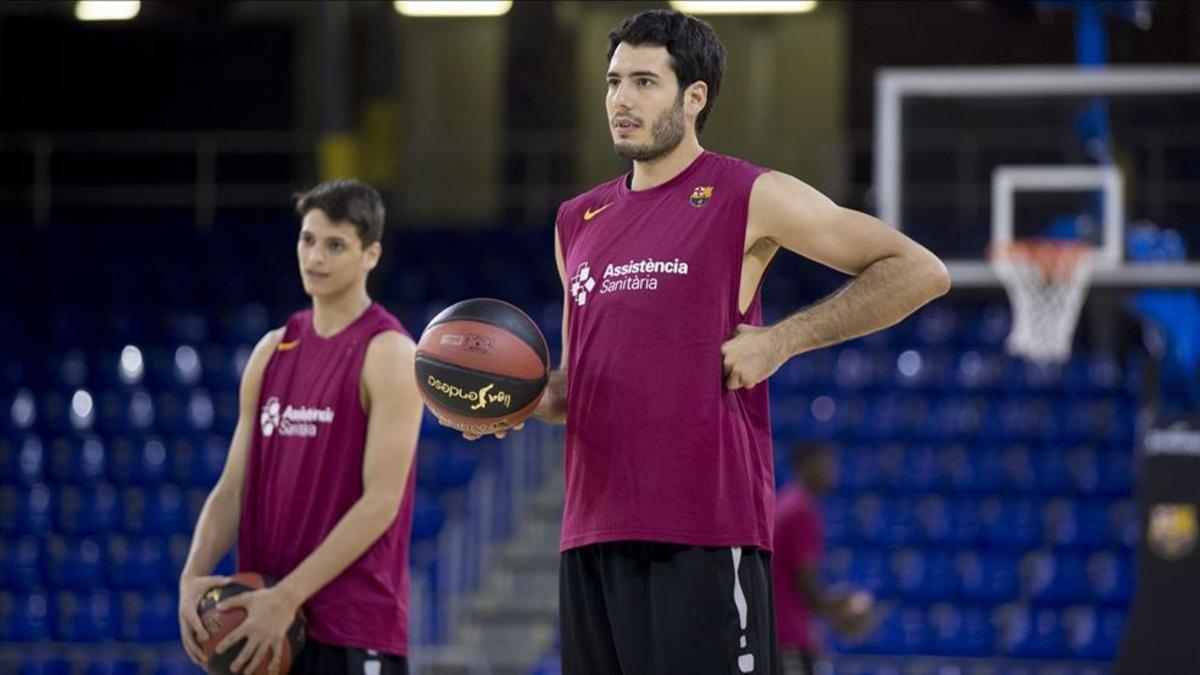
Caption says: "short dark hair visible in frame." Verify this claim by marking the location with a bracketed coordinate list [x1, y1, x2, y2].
[607, 9, 726, 134]
[294, 179, 385, 247]
[792, 440, 829, 467]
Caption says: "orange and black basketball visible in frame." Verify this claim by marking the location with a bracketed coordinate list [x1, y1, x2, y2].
[197, 572, 306, 675]
[415, 298, 551, 435]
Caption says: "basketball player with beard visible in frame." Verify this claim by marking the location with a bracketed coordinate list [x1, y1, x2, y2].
[468, 9, 951, 674]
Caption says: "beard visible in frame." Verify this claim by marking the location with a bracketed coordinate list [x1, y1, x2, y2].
[612, 95, 686, 162]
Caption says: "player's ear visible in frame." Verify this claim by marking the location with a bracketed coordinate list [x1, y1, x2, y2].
[365, 241, 382, 271]
[685, 81, 708, 119]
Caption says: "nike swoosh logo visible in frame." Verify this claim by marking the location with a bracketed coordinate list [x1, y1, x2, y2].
[583, 203, 613, 221]
[277, 339, 300, 351]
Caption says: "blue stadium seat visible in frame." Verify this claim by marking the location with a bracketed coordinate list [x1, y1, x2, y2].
[1023, 551, 1090, 604]
[997, 397, 1055, 442]
[979, 497, 1042, 548]
[121, 486, 186, 535]
[94, 346, 144, 389]
[820, 495, 851, 544]
[96, 390, 156, 436]
[220, 304, 271, 345]
[996, 604, 1066, 659]
[46, 536, 106, 590]
[184, 389, 216, 432]
[1098, 449, 1134, 496]
[412, 491, 446, 542]
[83, 657, 141, 675]
[1064, 606, 1125, 661]
[165, 311, 210, 344]
[836, 445, 877, 492]
[55, 484, 120, 535]
[834, 347, 876, 388]
[46, 349, 89, 390]
[879, 605, 929, 655]
[891, 549, 959, 600]
[953, 350, 1005, 390]
[1087, 551, 1134, 605]
[423, 440, 481, 490]
[957, 551, 1020, 603]
[49, 435, 107, 485]
[6, 389, 40, 435]
[54, 589, 118, 642]
[1108, 500, 1140, 550]
[1, 484, 54, 536]
[108, 436, 171, 486]
[826, 548, 894, 598]
[914, 495, 951, 545]
[0, 536, 43, 591]
[934, 397, 989, 442]
[213, 390, 239, 434]
[1006, 359, 1064, 393]
[1043, 499, 1085, 549]
[1, 435, 46, 486]
[1065, 446, 1101, 495]
[1031, 446, 1071, 494]
[107, 536, 168, 590]
[152, 391, 188, 435]
[143, 348, 187, 392]
[152, 652, 195, 675]
[171, 434, 225, 487]
[0, 591, 51, 642]
[39, 389, 83, 435]
[119, 591, 179, 642]
[200, 344, 241, 391]
[914, 305, 958, 347]
[998, 444, 1037, 492]
[927, 603, 995, 656]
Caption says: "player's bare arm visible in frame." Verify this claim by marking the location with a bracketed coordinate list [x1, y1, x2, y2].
[211, 331, 423, 673]
[534, 227, 570, 425]
[722, 171, 951, 390]
[177, 327, 283, 667]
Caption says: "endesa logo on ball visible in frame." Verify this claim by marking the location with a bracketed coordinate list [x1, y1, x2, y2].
[426, 375, 513, 412]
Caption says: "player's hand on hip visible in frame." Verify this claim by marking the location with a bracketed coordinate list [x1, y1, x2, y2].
[214, 586, 300, 674]
[177, 574, 232, 667]
[721, 324, 786, 389]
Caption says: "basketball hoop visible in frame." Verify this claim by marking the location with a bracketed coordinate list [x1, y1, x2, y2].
[990, 239, 1095, 364]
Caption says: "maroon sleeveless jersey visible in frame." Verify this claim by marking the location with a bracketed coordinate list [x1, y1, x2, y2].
[238, 303, 416, 655]
[556, 151, 775, 552]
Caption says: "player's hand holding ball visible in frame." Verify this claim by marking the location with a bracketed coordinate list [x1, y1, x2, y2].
[179, 573, 233, 667]
[415, 298, 551, 440]
[829, 587, 877, 639]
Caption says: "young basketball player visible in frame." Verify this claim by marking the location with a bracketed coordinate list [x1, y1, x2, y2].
[176, 180, 422, 674]
[504, 10, 951, 674]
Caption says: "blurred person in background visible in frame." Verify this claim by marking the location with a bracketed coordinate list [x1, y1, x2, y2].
[773, 441, 874, 675]
[176, 180, 423, 674]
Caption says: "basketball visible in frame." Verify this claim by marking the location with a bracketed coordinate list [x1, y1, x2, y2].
[197, 572, 306, 675]
[415, 298, 551, 435]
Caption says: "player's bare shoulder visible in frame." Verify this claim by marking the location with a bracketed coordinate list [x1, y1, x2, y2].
[360, 330, 418, 412]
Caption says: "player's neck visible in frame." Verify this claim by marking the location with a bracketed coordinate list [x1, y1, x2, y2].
[310, 287, 372, 338]
[629, 136, 704, 192]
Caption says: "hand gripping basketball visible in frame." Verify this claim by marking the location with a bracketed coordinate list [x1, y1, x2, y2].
[415, 298, 551, 437]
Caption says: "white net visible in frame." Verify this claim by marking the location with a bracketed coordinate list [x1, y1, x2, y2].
[992, 241, 1095, 364]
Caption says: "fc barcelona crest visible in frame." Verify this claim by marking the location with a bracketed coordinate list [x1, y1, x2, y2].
[1148, 504, 1198, 561]
[690, 186, 713, 208]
